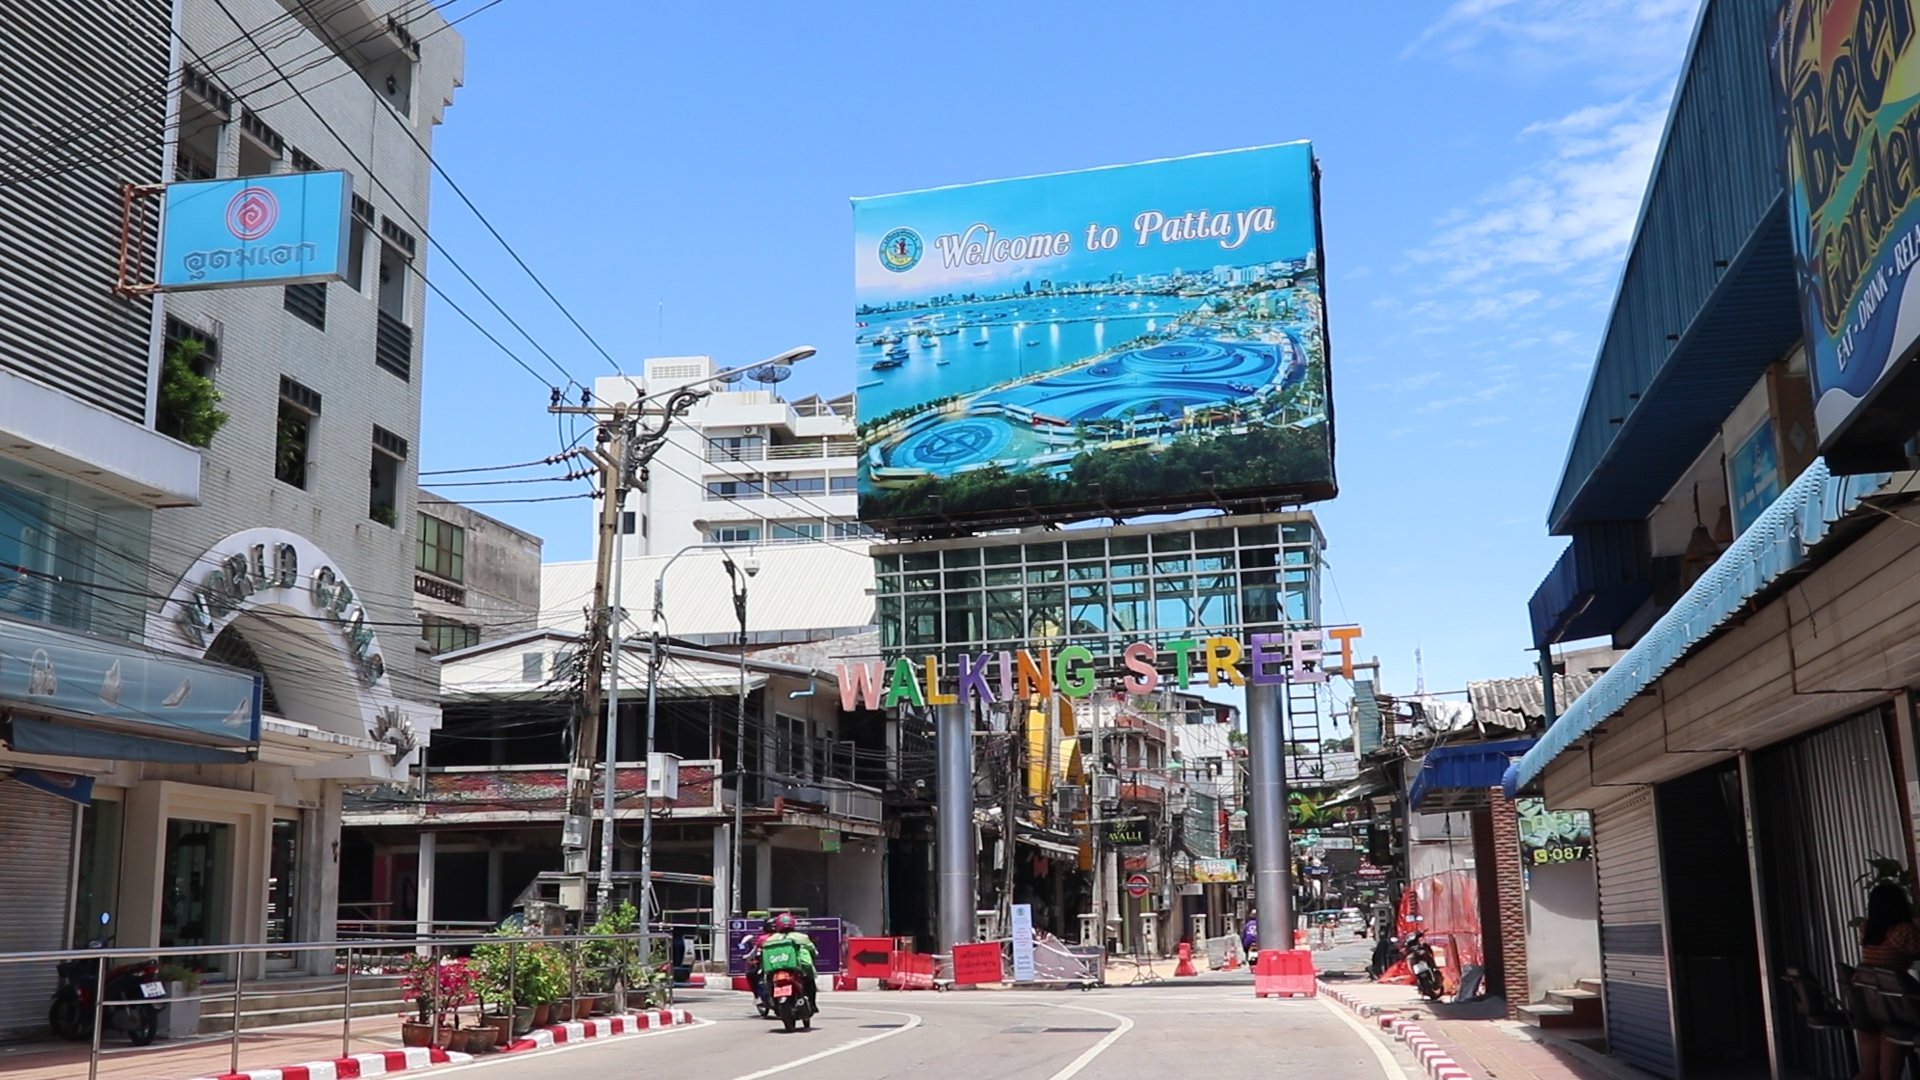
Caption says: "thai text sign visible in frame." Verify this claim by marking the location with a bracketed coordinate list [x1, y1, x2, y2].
[838, 627, 1362, 710]
[1191, 858, 1243, 883]
[727, 916, 843, 976]
[1774, 3, 1920, 458]
[0, 615, 261, 744]
[853, 142, 1335, 530]
[158, 171, 351, 290]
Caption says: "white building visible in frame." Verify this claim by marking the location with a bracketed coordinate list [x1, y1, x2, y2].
[0, 0, 461, 1025]
[589, 357, 864, 557]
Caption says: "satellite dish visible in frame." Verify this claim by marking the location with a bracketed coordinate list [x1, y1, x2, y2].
[717, 369, 747, 384]
[749, 365, 793, 386]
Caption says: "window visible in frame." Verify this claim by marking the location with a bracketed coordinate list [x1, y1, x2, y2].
[709, 525, 760, 545]
[175, 69, 226, 180]
[377, 235, 409, 320]
[420, 615, 479, 655]
[829, 475, 858, 495]
[620, 511, 646, 536]
[275, 377, 320, 489]
[777, 715, 809, 779]
[521, 652, 544, 681]
[706, 479, 762, 501]
[832, 522, 875, 540]
[284, 282, 327, 330]
[355, 23, 418, 118]
[369, 425, 407, 526]
[773, 522, 821, 541]
[236, 109, 283, 177]
[290, 147, 321, 173]
[709, 435, 764, 461]
[416, 514, 465, 582]
[770, 476, 827, 497]
[347, 196, 375, 291]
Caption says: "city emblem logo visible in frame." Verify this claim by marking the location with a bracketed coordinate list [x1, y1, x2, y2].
[879, 227, 922, 273]
[226, 187, 279, 241]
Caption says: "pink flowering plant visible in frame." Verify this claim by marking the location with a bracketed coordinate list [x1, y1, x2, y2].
[401, 955, 476, 1028]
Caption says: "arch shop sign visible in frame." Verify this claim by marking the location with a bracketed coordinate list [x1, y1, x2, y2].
[170, 537, 387, 686]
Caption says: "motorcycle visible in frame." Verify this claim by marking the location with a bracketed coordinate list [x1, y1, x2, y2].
[1403, 931, 1444, 1002]
[759, 940, 815, 1033]
[48, 915, 163, 1046]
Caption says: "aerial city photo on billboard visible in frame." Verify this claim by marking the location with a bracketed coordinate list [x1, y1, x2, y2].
[852, 142, 1335, 529]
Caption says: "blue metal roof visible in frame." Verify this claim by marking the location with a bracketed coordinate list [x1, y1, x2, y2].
[1529, 521, 1652, 648]
[1409, 739, 1535, 811]
[1508, 460, 1891, 795]
[1547, 0, 1795, 534]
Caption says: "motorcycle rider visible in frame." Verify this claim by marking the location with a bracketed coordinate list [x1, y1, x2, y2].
[744, 926, 774, 1010]
[759, 912, 819, 1008]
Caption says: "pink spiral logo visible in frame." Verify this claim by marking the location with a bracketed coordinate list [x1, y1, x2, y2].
[225, 187, 279, 241]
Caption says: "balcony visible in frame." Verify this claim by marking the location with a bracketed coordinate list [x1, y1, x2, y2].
[375, 310, 412, 380]
[758, 775, 884, 824]
[704, 438, 859, 464]
[339, 760, 722, 824]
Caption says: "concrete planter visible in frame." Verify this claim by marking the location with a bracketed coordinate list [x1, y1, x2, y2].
[160, 982, 201, 1040]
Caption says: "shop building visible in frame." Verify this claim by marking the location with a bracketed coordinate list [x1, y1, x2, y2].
[0, 0, 462, 1037]
[1512, 3, 1920, 1077]
[412, 491, 544, 656]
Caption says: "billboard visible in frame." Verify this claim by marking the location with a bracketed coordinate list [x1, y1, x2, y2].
[1774, 3, 1920, 469]
[853, 143, 1334, 530]
[158, 171, 352, 290]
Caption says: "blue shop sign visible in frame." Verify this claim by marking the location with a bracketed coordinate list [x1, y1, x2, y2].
[157, 171, 351, 290]
[0, 617, 261, 746]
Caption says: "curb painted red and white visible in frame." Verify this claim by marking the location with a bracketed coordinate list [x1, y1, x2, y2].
[506, 1007, 695, 1052]
[192, 1009, 696, 1080]
[1320, 982, 1473, 1080]
[195, 1045, 471, 1080]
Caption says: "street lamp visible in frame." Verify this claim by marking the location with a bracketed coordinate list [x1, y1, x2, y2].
[722, 553, 757, 925]
[639, 542, 760, 961]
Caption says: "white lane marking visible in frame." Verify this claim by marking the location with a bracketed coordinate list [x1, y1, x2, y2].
[1317, 995, 1409, 1080]
[431, 1018, 714, 1073]
[723, 1006, 923, 1080]
[1041, 1003, 1136, 1080]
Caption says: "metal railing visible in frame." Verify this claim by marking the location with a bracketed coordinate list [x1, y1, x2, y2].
[702, 439, 859, 464]
[0, 929, 669, 1080]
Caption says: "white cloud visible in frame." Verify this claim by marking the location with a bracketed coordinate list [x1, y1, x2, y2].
[1406, 91, 1670, 296]
[1406, 0, 1696, 88]
[1370, 370, 1444, 394]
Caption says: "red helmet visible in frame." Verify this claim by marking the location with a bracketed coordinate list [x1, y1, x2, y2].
[772, 912, 797, 933]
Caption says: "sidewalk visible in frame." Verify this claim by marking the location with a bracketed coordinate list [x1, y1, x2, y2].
[0, 1014, 413, 1080]
[1319, 976, 1651, 1080]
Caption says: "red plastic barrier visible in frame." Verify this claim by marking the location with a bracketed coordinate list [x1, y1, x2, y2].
[846, 937, 894, 981]
[1253, 949, 1317, 999]
[887, 951, 937, 990]
[951, 942, 1003, 986]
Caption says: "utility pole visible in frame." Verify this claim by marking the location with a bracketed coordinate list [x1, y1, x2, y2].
[549, 384, 709, 917]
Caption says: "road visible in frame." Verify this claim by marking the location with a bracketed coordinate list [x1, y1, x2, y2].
[432, 963, 1402, 1080]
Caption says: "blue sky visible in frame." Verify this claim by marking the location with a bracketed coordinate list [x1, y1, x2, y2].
[415, 0, 1701, 701]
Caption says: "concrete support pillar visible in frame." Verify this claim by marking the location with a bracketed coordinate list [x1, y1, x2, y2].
[712, 824, 732, 959]
[1245, 681, 1293, 952]
[936, 702, 975, 955]
[415, 831, 436, 954]
[755, 839, 773, 911]
[486, 848, 504, 923]
[307, 785, 343, 975]
[1490, 787, 1529, 1017]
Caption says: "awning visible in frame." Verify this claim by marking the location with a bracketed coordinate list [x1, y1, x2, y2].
[1017, 830, 1081, 860]
[5, 714, 250, 764]
[1507, 459, 1891, 795]
[256, 716, 390, 767]
[1408, 739, 1535, 812]
[5, 768, 93, 806]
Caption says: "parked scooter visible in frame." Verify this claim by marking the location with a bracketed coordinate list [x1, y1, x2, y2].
[1402, 931, 1444, 1002]
[48, 914, 164, 1046]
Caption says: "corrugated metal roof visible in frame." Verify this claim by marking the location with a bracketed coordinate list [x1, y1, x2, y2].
[1467, 672, 1603, 732]
[540, 541, 875, 643]
[1510, 460, 1893, 793]
[1548, 0, 1793, 533]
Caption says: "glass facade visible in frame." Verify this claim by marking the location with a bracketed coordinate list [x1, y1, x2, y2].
[873, 513, 1323, 661]
[0, 454, 155, 642]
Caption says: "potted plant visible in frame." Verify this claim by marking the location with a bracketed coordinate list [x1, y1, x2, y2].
[399, 955, 472, 1048]
[527, 942, 568, 1027]
[157, 963, 203, 1039]
[585, 901, 642, 1015]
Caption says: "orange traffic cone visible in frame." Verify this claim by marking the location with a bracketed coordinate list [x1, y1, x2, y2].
[1223, 948, 1242, 972]
[1175, 943, 1198, 977]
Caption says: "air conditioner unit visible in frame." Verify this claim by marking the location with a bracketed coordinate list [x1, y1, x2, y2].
[646, 752, 682, 799]
[1055, 785, 1086, 818]
[741, 426, 764, 437]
